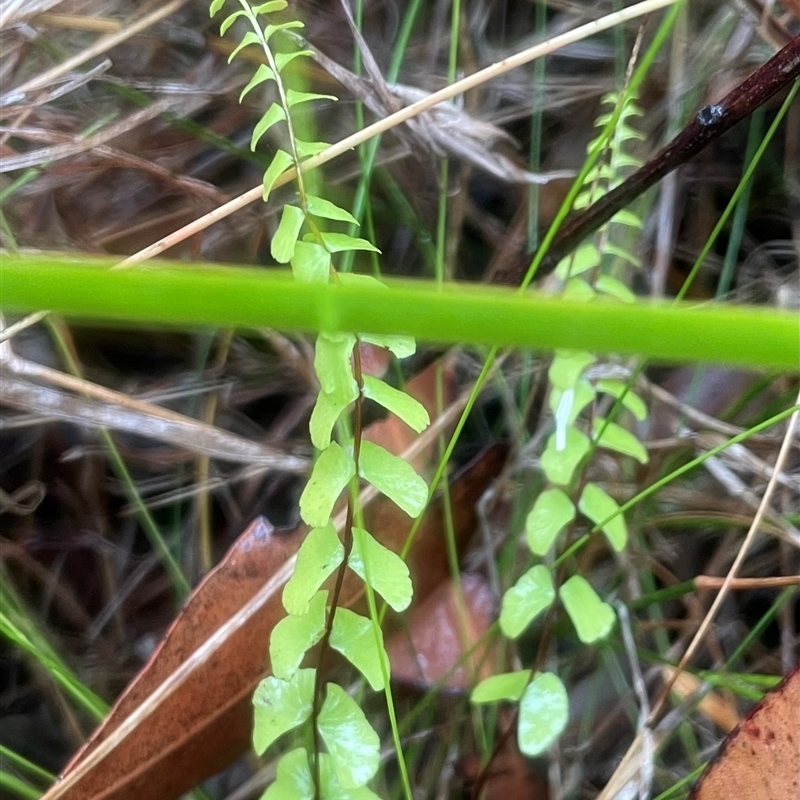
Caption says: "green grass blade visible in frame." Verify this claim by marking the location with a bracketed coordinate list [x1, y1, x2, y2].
[0, 601, 107, 721]
[2, 254, 797, 369]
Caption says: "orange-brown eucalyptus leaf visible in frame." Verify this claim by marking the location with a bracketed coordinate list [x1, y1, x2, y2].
[56, 517, 293, 800]
[689, 661, 799, 800]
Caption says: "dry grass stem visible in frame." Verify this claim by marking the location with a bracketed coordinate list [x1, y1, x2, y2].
[5, 0, 191, 100]
[650, 389, 800, 718]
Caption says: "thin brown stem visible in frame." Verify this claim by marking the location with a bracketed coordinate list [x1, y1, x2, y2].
[311, 343, 364, 798]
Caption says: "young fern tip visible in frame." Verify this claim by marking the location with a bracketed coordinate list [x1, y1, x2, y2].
[212, 0, 429, 796]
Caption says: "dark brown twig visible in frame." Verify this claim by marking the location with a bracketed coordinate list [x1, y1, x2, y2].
[494, 34, 800, 286]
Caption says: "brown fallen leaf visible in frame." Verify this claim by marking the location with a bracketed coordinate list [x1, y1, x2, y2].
[54, 437, 504, 800]
[689, 661, 800, 800]
[386, 573, 498, 692]
[56, 516, 292, 800]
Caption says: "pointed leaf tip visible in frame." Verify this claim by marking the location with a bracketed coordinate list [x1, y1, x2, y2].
[541, 427, 590, 487]
[578, 482, 627, 552]
[359, 441, 427, 518]
[252, 102, 287, 151]
[271, 204, 305, 264]
[330, 607, 387, 691]
[362, 375, 429, 433]
[593, 417, 648, 464]
[471, 670, 532, 704]
[350, 527, 412, 612]
[270, 590, 327, 680]
[283, 523, 344, 615]
[548, 350, 595, 390]
[262, 149, 294, 201]
[240, 64, 276, 102]
[525, 487, 576, 556]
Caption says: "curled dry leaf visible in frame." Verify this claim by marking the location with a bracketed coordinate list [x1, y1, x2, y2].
[689, 661, 800, 800]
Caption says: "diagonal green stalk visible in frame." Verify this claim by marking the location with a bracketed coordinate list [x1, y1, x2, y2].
[0, 603, 107, 721]
[0, 771, 41, 800]
[0, 745, 55, 785]
[359, 529, 414, 800]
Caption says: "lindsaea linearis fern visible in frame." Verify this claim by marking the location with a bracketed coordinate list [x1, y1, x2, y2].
[211, 1, 428, 797]
[470, 90, 651, 754]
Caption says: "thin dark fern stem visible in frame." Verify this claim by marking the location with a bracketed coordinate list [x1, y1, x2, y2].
[310, 343, 365, 798]
[498, 32, 800, 285]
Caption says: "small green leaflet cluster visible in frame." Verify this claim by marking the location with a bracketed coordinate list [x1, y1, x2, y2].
[470, 91, 649, 758]
[555, 91, 646, 302]
[211, 2, 430, 797]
